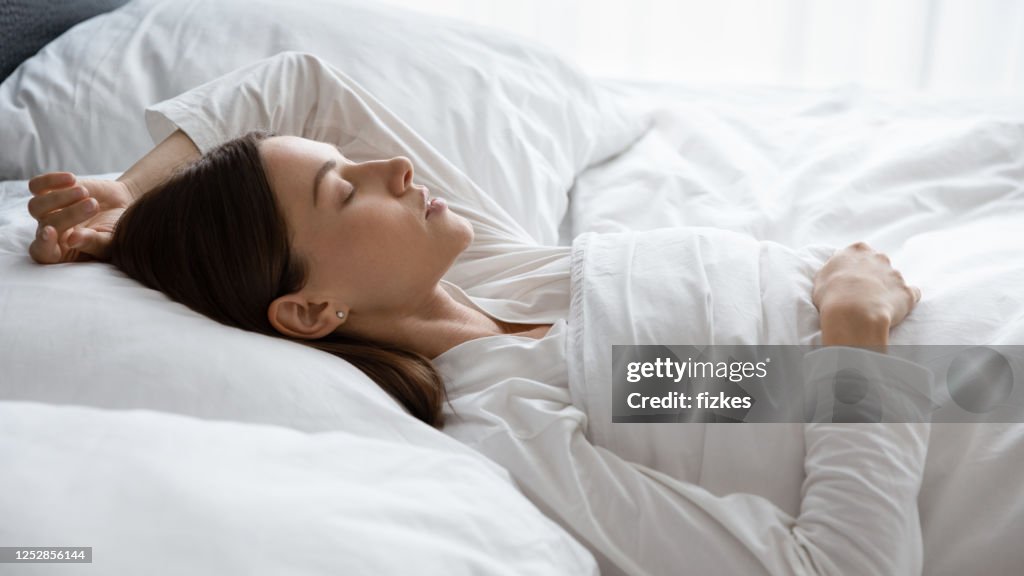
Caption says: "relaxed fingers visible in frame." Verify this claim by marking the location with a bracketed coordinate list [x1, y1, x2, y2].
[28, 172, 75, 195]
[37, 197, 98, 234]
[29, 225, 62, 264]
[67, 227, 109, 260]
[27, 185, 87, 219]
[66, 226, 92, 250]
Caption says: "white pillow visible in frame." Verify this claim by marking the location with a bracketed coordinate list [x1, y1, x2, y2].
[0, 175, 429, 437]
[0, 0, 648, 245]
[0, 177, 596, 573]
[0, 401, 598, 575]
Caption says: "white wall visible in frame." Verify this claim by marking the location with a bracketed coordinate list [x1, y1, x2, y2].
[374, 0, 1024, 98]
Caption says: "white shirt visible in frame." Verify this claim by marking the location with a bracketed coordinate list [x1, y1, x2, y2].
[434, 277, 932, 576]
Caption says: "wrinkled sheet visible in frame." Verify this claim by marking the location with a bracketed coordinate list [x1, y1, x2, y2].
[563, 85, 1024, 575]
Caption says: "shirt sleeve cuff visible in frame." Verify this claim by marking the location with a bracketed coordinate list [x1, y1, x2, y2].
[144, 98, 222, 155]
[802, 346, 937, 422]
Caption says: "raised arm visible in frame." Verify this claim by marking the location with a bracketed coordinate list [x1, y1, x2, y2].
[31, 52, 568, 313]
[118, 129, 200, 201]
[140, 51, 538, 249]
[141, 51, 565, 296]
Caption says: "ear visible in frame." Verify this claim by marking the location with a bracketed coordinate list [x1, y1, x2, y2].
[267, 292, 342, 340]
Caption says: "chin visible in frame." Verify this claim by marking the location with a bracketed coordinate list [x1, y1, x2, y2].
[456, 214, 475, 247]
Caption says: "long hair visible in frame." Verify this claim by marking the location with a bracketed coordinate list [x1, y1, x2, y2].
[109, 130, 448, 428]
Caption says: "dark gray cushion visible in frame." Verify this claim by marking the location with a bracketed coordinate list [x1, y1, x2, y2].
[0, 0, 131, 82]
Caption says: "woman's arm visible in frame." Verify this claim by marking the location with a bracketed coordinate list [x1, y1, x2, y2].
[448, 372, 929, 576]
[142, 51, 536, 247]
[140, 51, 564, 296]
[26, 129, 200, 263]
[117, 129, 201, 201]
[485, 242, 927, 574]
[33, 52, 557, 277]
[813, 241, 921, 349]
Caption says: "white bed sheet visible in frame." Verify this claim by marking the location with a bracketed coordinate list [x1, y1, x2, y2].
[570, 79, 1024, 255]
[568, 80, 1024, 349]
[558, 79, 1024, 575]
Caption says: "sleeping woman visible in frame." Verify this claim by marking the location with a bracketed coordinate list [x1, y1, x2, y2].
[25, 52, 941, 575]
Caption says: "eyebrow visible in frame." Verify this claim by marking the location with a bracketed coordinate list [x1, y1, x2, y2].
[312, 145, 348, 207]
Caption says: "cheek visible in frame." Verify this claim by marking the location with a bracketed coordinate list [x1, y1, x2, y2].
[346, 215, 401, 251]
[341, 211, 424, 265]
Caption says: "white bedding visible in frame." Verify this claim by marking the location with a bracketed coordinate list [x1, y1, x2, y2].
[0, 401, 596, 575]
[0, 47, 602, 573]
[567, 228, 1024, 574]
[0, 0, 647, 246]
[0, 0, 640, 572]
[572, 80, 1024, 263]
[561, 84, 1024, 574]
[2, 0, 1024, 574]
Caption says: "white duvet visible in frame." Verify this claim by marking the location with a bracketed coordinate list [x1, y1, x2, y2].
[560, 87, 1024, 575]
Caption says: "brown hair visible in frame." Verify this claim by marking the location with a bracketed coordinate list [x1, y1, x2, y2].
[109, 130, 448, 428]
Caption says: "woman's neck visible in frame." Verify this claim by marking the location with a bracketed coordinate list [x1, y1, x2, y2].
[343, 284, 512, 359]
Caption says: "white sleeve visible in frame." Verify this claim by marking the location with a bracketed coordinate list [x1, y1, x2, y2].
[802, 346, 938, 424]
[460, 349, 930, 576]
[142, 51, 555, 287]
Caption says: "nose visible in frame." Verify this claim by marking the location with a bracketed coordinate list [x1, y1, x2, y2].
[385, 156, 414, 196]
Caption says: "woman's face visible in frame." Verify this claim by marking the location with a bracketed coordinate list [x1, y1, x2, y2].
[259, 135, 473, 337]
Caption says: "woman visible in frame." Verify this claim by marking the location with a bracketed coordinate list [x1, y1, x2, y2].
[25, 134, 916, 422]
[26, 52, 929, 575]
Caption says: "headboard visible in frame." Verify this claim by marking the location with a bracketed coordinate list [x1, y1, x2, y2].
[0, 0, 132, 82]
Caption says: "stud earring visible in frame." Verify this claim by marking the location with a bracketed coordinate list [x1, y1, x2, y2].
[336, 311, 346, 319]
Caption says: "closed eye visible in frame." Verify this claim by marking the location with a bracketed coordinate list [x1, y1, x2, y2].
[334, 148, 358, 207]
[333, 161, 355, 208]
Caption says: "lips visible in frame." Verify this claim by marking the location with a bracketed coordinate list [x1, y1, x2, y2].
[426, 196, 447, 220]
[418, 185, 447, 220]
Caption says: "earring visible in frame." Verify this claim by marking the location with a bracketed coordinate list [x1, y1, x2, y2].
[336, 311, 346, 319]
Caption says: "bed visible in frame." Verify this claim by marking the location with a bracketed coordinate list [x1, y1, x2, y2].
[1, 0, 1022, 574]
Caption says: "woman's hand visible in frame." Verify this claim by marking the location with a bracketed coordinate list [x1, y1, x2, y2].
[26, 172, 136, 264]
[812, 242, 922, 347]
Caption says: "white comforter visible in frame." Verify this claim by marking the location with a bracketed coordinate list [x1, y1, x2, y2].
[561, 88, 1024, 575]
